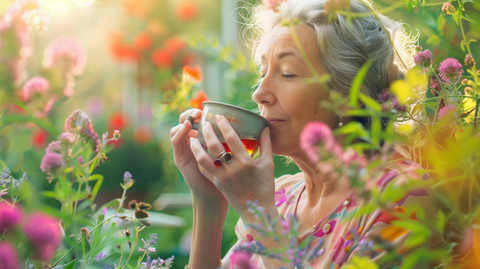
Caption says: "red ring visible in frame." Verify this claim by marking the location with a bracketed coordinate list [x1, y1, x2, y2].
[213, 159, 222, 167]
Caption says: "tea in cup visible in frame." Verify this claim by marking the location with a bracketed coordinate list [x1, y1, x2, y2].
[186, 101, 270, 157]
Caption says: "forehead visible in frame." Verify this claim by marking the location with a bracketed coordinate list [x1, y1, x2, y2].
[260, 24, 319, 61]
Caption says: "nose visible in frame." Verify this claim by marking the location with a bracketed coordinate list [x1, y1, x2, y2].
[252, 76, 276, 107]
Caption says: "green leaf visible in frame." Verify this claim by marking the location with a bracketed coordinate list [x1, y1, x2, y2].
[350, 60, 373, 107]
[437, 209, 445, 231]
[90, 177, 103, 201]
[42, 191, 58, 198]
[399, 250, 422, 269]
[91, 214, 105, 250]
[62, 259, 76, 269]
[359, 93, 381, 111]
[81, 231, 88, 261]
[437, 13, 446, 32]
[426, 35, 441, 46]
[0, 115, 60, 137]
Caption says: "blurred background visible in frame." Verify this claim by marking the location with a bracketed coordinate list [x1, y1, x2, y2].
[0, 0, 479, 268]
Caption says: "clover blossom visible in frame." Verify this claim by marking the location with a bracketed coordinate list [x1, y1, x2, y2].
[438, 104, 457, 120]
[0, 241, 21, 269]
[124, 171, 133, 183]
[40, 152, 64, 175]
[43, 36, 87, 76]
[438, 57, 464, 84]
[413, 49, 433, 67]
[0, 202, 24, 233]
[300, 121, 342, 164]
[45, 140, 62, 154]
[64, 109, 100, 151]
[21, 77, 51, 102]
[24, 212, 63, 262]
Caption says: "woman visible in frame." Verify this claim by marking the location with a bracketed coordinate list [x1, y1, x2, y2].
[170, 0, 441, 268]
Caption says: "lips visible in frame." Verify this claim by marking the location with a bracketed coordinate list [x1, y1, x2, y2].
[265, 118, 285, 125]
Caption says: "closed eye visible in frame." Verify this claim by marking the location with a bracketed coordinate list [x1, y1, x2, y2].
[283, 74, 296, 78]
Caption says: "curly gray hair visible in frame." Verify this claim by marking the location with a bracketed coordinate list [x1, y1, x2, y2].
[241, 0, 418, 100]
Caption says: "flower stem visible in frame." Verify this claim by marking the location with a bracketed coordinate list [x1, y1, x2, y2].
[134, 252, 147, 269]
[124, 225, 139, 268]
[73, 182, 82, 216]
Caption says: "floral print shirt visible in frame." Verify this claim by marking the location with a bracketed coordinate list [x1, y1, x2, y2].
[226, 156, 443, 269]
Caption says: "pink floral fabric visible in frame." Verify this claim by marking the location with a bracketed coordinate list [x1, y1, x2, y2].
[226, 154, 443, 269]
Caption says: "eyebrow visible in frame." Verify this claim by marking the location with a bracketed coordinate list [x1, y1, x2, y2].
[261, 51, 301, 61]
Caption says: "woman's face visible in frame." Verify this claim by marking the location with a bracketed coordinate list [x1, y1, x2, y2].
[252, 24, 338, 158]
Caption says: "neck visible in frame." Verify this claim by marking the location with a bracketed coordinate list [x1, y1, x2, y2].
[290, 153, 352, 205]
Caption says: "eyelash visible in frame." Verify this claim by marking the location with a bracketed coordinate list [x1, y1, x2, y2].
[260, 74, 296, 78]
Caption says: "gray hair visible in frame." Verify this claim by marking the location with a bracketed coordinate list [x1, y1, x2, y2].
[241, 0, 418, 100]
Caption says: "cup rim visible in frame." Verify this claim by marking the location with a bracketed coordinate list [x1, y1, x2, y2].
[202, 101, 270, 127]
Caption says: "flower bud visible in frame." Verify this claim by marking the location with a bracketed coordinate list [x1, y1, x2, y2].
[113, 130, 121, 140]
[415, 46, 422, 52]
[135, 210, 150, 219]
[128, 200, 137, 210]
[465, 54, 476, 67]
[441, 3, 456, 15]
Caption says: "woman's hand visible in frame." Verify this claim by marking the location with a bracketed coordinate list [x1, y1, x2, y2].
[170, 109, 226, 203]
[189, 115, 276, 221]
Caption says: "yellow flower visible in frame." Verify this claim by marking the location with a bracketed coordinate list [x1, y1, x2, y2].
[390, 69, 427, 105]
[462, 87, 476, 123]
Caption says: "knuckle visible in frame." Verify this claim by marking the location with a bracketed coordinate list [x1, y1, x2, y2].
[197, 155, 209, 166]
[223, 133, 237, 142]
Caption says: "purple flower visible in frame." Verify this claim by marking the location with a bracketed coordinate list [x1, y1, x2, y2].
[0, 202, 24, 233]
[95, 252, 107, 262]
[64, 110, 100, 151]
[378, 88, 406, 112]
[300, 121, 338, 164]
[123, 171, 132, 183]
[414, 49, 433, 67]
[77, 156, 84, 165]
[58, 132, 75, 145]
[0, 241, 21, 269]
[45, 141, 62, 154]
[21, 77, 51, 102]
[40, 152, 64, 174]
[0, 168, 11, 186]
[438, 57, 464, 84]
[24, 212, 63, 262]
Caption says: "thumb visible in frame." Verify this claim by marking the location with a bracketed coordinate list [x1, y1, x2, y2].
[258, 127, 272, 161]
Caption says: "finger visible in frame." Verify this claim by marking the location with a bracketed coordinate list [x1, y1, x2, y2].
[202, 121, 226, 158]
[258, 127, 273, 161]
[189, 137, 220, 174]
[171, 121, 191, 145]
[180, 109, 202, 124]
[215, 115, 250, 158]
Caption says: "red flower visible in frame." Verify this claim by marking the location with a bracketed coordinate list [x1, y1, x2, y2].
[182, 52, 197, 66]
[31, 129, 48, 149]
[109, 33, 139, 62]
[151, 48, 173, 68]
[134, 32, 153, 51]
[165, 37, 187, 55]
[133, 126, 153, 145]
[108, 112, 129, 131]
[176, 1, 198, 21]
[182, 65, 202, 82]
[189, 90, 209, 110]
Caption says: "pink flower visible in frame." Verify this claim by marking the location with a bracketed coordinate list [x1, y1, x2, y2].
[21, 77, 51, 102]
[40, 152, 64, 174]
[64, 110, 100, 151]
[413, 49, 433, 67]
[0, 202, 24, 233]
[24, 212, 63, 261]
[45, 140, 62, 154]
[43, 36, 87, 76]
[264, 0, 286, 11]
[0, 189, 7, 198]
[438, 104, 457, 120]
[230, 250, 258, 269]
[300, 121, 338, 163]
[438, 57, 464, 84]
[0, 241, 21, 269]
[378, 88, 405, 111]
[58, 132, 75, 145]
[341, 147, 358, 164]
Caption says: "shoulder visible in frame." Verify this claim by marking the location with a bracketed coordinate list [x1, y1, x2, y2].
[275, 172, 304, 192]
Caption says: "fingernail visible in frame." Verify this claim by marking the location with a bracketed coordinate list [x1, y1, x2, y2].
[215, 115, 221, 122]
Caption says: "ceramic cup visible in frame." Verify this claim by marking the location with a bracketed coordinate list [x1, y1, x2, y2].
[186, 101, 270, 157]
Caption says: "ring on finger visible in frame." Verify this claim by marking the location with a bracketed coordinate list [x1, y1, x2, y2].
[216, 151, 233, 164]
